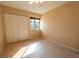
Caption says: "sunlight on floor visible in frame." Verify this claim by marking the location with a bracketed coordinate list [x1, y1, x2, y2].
[12, 46, 28, 58]
[22, 43, 38, 57]
[12, 43, 38, 58]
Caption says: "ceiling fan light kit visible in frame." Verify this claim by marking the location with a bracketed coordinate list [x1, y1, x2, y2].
[29, 0, 44, 6]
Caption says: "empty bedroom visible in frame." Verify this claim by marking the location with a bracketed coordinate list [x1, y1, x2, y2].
[0, 0, 79, 58]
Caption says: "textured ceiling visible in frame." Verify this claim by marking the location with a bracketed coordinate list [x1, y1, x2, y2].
[0, 1, 68, 14]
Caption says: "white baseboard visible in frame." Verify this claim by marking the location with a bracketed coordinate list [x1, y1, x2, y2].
[45, 37, 79, 53]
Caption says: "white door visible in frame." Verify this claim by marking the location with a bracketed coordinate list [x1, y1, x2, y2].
[4, 14, 19, 43]
[18, 15, 28, 41]
[4, 14, 28, 43]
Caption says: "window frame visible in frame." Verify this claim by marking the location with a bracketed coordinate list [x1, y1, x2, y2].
[30, 17, 40, 30]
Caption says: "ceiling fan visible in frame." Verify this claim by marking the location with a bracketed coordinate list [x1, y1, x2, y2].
[29, 0, 44, 6]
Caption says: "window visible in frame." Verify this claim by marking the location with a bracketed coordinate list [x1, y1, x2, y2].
[30, 17, 40, 30]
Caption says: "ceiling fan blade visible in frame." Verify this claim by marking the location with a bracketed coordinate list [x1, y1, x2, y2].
[29, 1, 34, 5]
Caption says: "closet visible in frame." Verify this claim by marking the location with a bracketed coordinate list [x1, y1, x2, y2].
[4, 13, 28, 43]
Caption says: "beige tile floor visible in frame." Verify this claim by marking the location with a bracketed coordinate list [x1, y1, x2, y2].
[0, 39, 79, 58]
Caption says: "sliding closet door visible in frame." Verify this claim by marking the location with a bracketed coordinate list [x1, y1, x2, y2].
[18, 15, 28, 41]
[4, 13, 28, 43]
[4, 14, 19, 43]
